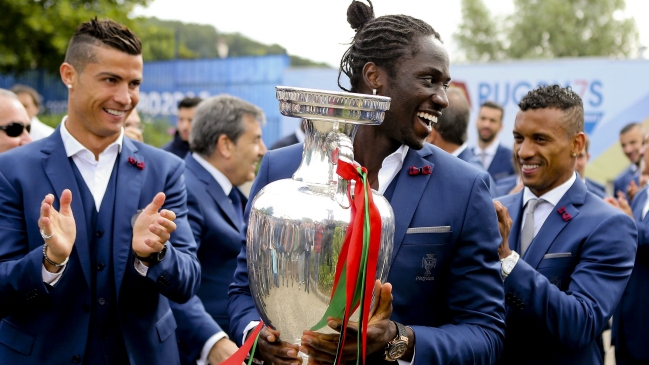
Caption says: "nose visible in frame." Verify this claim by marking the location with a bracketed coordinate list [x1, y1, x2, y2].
[20, 128, 33, 145]
[259, 139, 267, 156]
[114, 83, 132, 107]
[516, 139, 534, 160]
[432, 88, 449, 110]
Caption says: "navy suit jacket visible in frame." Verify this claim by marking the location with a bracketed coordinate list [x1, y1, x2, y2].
[229, 143, 506, 365]
[497, 179, 637, 365]
[0, 128, 200, 364]
[171, 154, 247, 363]
[456, 146, 474, 162]
[612, 187, 649, 360]
[613, 164, 640, 198]
[584, 178, 607, 199]
[486, 144, 515, 182]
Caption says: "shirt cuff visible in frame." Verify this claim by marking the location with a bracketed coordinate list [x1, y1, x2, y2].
[134, 258, 149, 276]
[197, 331, 227, 365]
[242, 321, 261, 346]
[42, 263, 65, 285]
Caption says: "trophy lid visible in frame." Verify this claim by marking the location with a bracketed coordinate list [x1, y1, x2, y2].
[276, 86, 391, 125]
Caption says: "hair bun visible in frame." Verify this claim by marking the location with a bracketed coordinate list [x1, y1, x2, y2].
[347, 0, 375, 31]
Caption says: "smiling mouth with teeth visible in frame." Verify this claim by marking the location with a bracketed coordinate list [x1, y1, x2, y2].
[104, 108, 127, 117]
[417, 112, 438, 126]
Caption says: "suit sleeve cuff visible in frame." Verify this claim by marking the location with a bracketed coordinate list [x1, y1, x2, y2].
[42, 263, 66, 285]
[242, 321, 261, 346]
[134, 257, 149, 276]
[197, 331, 227, 365]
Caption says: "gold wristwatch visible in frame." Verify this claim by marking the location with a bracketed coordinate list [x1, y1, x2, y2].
[384, 321, 409, 361]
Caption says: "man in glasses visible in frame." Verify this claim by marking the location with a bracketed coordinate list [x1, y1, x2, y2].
[0, 88, 32, 153]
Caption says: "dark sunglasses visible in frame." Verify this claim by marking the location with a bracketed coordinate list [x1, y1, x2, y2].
[0, 122, 31, 137]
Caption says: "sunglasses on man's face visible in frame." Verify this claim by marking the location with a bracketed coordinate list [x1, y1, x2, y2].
[0, 122, 31, 137]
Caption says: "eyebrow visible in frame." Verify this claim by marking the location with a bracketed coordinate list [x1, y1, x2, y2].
[96, 72, 142, 83]
[422, 67, 451, 82]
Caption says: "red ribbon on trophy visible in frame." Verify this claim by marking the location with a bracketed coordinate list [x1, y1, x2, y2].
[221, 321, 264, 365]
[310, 157, 383, 365]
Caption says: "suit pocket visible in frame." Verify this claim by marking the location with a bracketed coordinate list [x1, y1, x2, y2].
[537, 256, 574, 289]
[156, 309, 177, 342]
[402, 229, 452, 245]
[0, 319, 35, 355]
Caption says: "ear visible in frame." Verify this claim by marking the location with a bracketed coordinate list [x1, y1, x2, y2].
[571, 132, 586, 157]
[361, 62, 385, 94]
[216, 134, 234, 159]
[60, 62, 77, 88]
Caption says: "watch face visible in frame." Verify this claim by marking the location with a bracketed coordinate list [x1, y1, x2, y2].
[503, 259, 516, 273]
[388, 341, 408, 359]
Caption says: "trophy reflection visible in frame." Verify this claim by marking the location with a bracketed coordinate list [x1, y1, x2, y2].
[246, 87, 396, 363]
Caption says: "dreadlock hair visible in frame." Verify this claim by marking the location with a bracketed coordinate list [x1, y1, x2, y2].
[518, 85, 584, 135]
[64, 18, 142, 73]
[338, 0, 442, 92]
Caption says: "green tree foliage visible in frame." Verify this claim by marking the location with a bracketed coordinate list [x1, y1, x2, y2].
[137, 17, 331, 67]
[455, 0, 639, 61]
[0, 0, 149, 74]
[454, 0, 504, 61]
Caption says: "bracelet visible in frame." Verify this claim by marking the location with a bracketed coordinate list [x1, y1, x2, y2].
[42, 244, 69, 268]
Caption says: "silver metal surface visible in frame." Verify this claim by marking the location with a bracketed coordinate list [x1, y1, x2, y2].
[276, 86, 391, 124]
[246, 87, 395, 360]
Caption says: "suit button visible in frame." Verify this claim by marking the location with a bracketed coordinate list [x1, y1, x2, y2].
[97, 263, 105, 271]
[96, 230, 104, 238]
[82, 304, 90, 312]
[505, 293, 513, 299]
[98, 298, 106, 306]
[72, 355, 81, 363]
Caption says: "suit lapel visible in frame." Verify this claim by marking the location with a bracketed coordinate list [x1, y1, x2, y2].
[388, 147, 434, 265]
[632, 188, 648, 222]
[113, 138, 145, 298]
[41, 129, 91, 288]
[504, 193, 524, 253]
[185, 155, 241, 231]
[523, 179, 585, 268]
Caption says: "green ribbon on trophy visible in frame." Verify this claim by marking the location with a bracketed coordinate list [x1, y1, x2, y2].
[310, 157, 383, 365]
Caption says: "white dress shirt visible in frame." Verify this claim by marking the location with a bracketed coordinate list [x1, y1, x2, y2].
[29, 117, 55, 141]
[473, 139, 500, 170]
[244, 144, 413, 364]
[520, 172, 577, 244]
[42, 118, 150, 284]
[191, 153, 230, 365]
[451, 142, 469, 158]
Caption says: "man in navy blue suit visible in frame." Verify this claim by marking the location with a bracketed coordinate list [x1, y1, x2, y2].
[606, 129, 649, 365]
[614, 122, 644, 200]
[162, 97, 203, 158]
[0, 19, 200, 364]
[495, 85, 637, 364]
[171, 95, 267, 365]
[229, 3, 506, 364]
[473, 101, 516, 182]
[576, 135, 608, 199]
[426, 88, 474, 162]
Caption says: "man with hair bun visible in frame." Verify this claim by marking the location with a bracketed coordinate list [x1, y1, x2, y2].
[229, 1, 506, 364]
[495, 85, 636, 364]
[0, 18, 200, 364]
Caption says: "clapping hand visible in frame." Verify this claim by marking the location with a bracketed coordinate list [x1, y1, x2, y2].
[132, 192, 177, 264]
[39, 189, 76, 272]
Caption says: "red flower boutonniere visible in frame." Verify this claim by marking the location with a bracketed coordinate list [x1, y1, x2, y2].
[128, 156, 145, 170]
[557, 207, 572, 221]
[409, 165, 432, 176]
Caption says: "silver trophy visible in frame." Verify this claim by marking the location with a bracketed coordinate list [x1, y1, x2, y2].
[246, 86, 395, 363]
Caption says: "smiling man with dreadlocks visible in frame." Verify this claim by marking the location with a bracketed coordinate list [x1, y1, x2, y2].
[228, 1, 506, 365]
